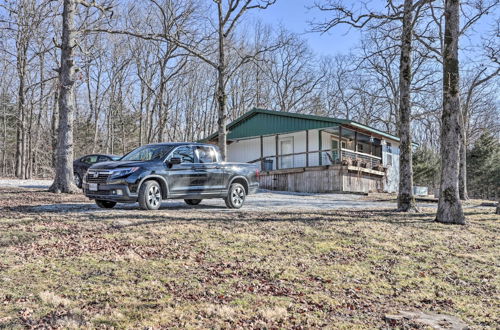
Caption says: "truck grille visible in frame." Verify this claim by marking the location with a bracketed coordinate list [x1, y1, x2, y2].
[87, 190, 111, 195]
[86, 171, 110, 184]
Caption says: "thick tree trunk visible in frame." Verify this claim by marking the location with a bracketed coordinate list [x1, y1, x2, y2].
[435, 0, 465, 224]
[49, 0, 78, 193]
[397, 0, 418, 212]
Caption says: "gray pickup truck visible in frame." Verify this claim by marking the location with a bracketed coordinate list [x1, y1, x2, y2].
[82, 143, 259, 210]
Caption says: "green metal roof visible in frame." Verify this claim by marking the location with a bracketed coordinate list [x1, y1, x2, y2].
[202, 108, 400, 142]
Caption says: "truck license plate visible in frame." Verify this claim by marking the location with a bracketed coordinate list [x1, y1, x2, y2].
[89, 183, 98, 191]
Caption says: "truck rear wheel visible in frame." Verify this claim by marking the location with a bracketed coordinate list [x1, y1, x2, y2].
[184, 199, 202, 206]
[139, 180, 162, 210]
[224, 183, 246, 209]
[95, 200, 116, 209]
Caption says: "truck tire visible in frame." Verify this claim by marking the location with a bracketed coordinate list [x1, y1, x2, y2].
[224, 183, 246, 209]
[95, 200, 116, 209]
[139, 180, 162, 210]
[184, 199, 202, 206]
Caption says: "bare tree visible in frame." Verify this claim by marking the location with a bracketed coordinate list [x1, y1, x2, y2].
[415, 0, 499, 201]
[459, 28, 500, 200]
[90, 0, 278, 160]
[397, 0, 418, 211]
[50, 0, 79, 193]
[50, 0, 111, 193]
[435, 0, 465, 224]
[310, 0, 431, 212]
[267, 30, 325, 113]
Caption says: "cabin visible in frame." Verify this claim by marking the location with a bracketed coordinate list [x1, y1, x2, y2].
[203, 108, 400, 194]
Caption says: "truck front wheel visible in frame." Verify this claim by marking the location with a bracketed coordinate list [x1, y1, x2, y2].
[139, 180, 162, 210]
[224, 183, 246, 209]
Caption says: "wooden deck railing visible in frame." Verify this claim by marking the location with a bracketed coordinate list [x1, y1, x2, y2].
[248, 148, 382, 171]
[341, 149, 382, 168]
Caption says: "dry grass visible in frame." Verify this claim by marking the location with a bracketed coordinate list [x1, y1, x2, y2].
[0, 187, 498, 328]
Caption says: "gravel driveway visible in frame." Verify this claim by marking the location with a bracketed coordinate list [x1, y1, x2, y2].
[0, 178, 436, 212]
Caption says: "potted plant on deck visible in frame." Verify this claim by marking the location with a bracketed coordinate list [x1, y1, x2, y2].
[342, 157, 353, 166]
[352, 158, 362, 167]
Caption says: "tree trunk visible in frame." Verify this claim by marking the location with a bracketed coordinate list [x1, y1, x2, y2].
[1, 100, 7, 176]
[51, 88, 59, 168]
[435, 0, 465, 224]
[397, 0, 418, 212]
[49, 0, 78, 193]
[458, 134, 469, 200]
[15, 45, 27, 179]
[217, 5, 227, 161]
[496, 197, 500, 215]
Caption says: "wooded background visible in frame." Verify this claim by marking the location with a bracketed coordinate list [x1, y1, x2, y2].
[0, 0, 498, 198]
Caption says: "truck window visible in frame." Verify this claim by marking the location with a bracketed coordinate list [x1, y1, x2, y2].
[83, 155, 98, 164]
[170, 146, 195, 163]
[195, 146, 216, 163]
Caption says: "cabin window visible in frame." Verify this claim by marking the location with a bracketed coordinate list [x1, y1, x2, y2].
[331, 139, 340, 162]
[356, 132, 372, 154]
[373, 138, 382, 158]
[386, 142, 393, 166]
[279, 137, 294, 169]
[341, 128, 355, 151]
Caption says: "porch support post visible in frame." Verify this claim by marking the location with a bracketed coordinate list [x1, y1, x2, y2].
[318, 130, 323, 166]
[339, 126, 342, 162]
[305, 130, 309, 167]
[275, 134, 279, 170]
[260, 135, 264, 170]
[354, 131, 358, 153]
[339, 126, 345, 192]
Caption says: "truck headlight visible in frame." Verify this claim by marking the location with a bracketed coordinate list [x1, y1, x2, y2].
[110, 167, 140, 179]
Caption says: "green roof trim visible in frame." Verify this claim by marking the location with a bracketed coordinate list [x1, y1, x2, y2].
[202, 108, 401, 142]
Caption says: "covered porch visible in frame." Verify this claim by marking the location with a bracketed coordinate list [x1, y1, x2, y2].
[246, 125, 385, 172]
[239, 126, 388, 193]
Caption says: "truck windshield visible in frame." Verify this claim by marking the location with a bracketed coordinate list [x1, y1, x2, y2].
[121, 145, 174, 161]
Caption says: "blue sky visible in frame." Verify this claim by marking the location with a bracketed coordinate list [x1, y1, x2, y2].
[251, 0, 498, 59]
[254, 0, 363, 56]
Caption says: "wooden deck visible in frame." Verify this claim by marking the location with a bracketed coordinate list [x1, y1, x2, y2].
[258, 165, 385, 193]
